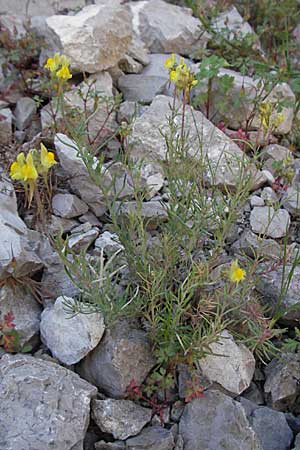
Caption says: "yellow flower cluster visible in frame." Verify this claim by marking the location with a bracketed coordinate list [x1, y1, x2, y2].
[164, 54, 198, 95]
[259, 101, 284, 133]
[45, 53, 72, 81]
[229, 259, 246, 284]
[10, 144, 57, 206]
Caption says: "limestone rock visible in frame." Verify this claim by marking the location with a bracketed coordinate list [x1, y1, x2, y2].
[0, 284, 41, 347]
[232, 230, 282, 260]
[255, 265, 300, 321]
[0, 108, 12, 145]
[0, 0, 86, 16]
[264, 353, 300, 412]
[198, 330, 255, 395]
[115, 200, 168, 229]
[250, 206, 290, 238]
[129, 95, 249, 189]
[126, 425, 175, 450]
[52, 193, 89, 219]
[129, 0, 209, 57]
[67, 228, 99, 251]
[14, 97, 37, 131]
[0, 173, 44, 280]
[251, 407, 293, 450]
[193, 68, 295, 134]
[179, 391, 262, 450]
[282, 186, 300, 216]
[0, 353, 97, 450]
[94, 231, 124, 257]
[54, 133, 110, 216]
[92, 399, 152, 440]
[212, 6, 260, 43]
[45, 2, 133, 73]
[40, 296, 105, 365]
[77, 321, 155, 398]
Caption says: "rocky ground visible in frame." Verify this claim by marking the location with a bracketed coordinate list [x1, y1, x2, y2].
[1, 0, 300, 449]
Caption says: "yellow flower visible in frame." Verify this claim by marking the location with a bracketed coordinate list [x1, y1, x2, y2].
[229, 259, 246, 284]
[170, 69, 180, 83]
[56, 65, 72, 81]
[272, 112, 284, 130]
[259, 101, 273, 132]
[45, 53, 61, 72]
[164, 54, 177, 70]
[40, 143, 57, 172]
[10, 152, 25, 180]
[21, 152, 38, 182]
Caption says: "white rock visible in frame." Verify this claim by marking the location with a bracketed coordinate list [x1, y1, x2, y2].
[129, 0, 209, 56]
[129, 95, 249, 189]
[46, 2, 133, 73]
[52, 193, 89, 219]
[40, 296, 105, 365]
[250, 206, 290, 238]
[198, 330, 255, 395]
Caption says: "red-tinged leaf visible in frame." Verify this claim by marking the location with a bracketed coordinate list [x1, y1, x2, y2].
[3, 311, 15, 328]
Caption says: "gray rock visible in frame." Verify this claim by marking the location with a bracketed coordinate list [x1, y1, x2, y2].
[94, 231, 124, 257]
[91, 399, 152, 440]
[45, 2, 133, 73]
[52, 193, 89, 219]
[264, 353, 300, 412]
[179, 391, 262, 450]
[242, 382, 264, 405]
[193, 68, 295, 134]
[0, 108, 12, 145]
[117, 101, 144, 124]
[41, 250, 80, 303]
[44, 214, 79, 235]
[0, 284, 41, 347]
[255, 265, 300, 321]
[261, 187, 278, 204]
[40, 296, 105, 365]
[294, 433, 300, 449]
[42, 73, 117, 140]
[79, 212, 102, 227]
[118, 74, 167, 103]
[282, 186, 300, 216]
[67, 228, 99, 251]
[95, 442, 125, 450]
[129, 95, 250, 189]
[0, 14, 27, 38]
[0, 0, 86, 15]
[212, 6, 260, 42]
[250, 195, 265, 207]
[77, 321, 155, 398]
[129, 0, 209, 57]
[231, 230, 283, 261]
[115, 200, 168, 229]
[251, 407, 293, 450]
[126, 425, 175, 450]
[250, 206, 290, 238]
[118, 53, 194, 103]
[0, 174, 44, 280]
[14, 97, 37, 131]
[54, 133, 110, 216]
[198, 330, 255, 395]
[260, 144, 294, 163]
[0, 353, 97, 450]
